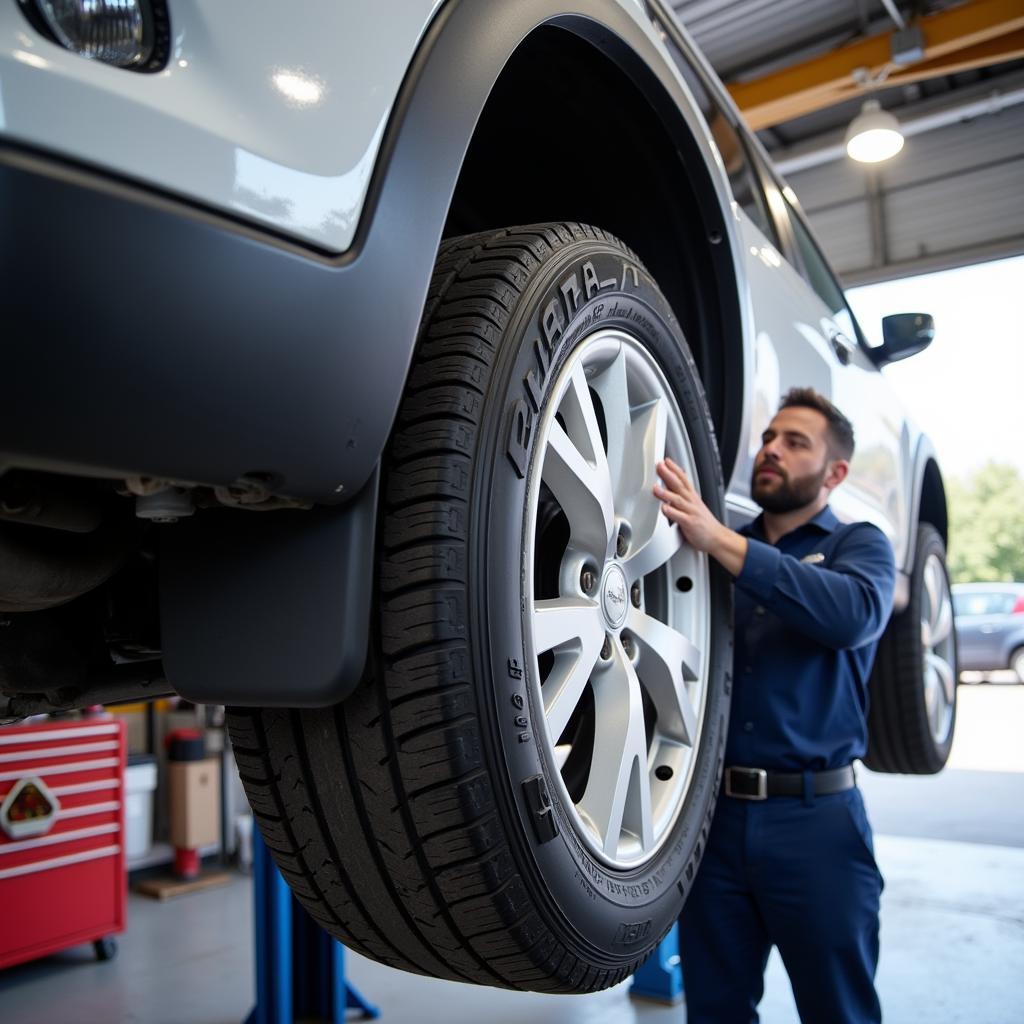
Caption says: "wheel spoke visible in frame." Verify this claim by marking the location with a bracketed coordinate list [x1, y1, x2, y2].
[561, 360, 610, 471]
[532, 598, 603, 656]
[542, 370, 615, 560]
[626, 608, 700, 746]
[923, 560, 941, 634]
[923, 665, 939, 731]
[591, 344, 631, 501]
[926, 651, 956, 706]
[610, 394, 668, 517]
[622, 515, 685, 584]
[920, 616, 932, 650]
[579, 644, 652, 857]
[931, 593, 954, 646]
[543, 627, 606, 744]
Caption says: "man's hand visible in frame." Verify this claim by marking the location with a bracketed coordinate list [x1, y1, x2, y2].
[653, 458, 748, 577]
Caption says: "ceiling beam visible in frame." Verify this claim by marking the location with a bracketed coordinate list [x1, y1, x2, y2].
[728, 0, 1024, 129]
[880, 29, 1024, 87]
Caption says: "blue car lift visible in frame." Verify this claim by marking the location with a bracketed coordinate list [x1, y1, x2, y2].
[243, 824, 680, 1018]
[245, 831, 379, 1024]
[629, 923, 685, 1005]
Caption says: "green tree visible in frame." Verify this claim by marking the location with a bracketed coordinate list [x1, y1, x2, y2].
[946, 462, 1024, 583]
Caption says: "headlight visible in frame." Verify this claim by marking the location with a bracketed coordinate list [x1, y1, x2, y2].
[27, 0, 169, 71]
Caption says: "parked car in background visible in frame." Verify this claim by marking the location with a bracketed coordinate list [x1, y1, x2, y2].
[953, 583, 1024, 682]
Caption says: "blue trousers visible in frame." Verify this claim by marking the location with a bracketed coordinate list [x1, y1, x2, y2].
[679, 786, 883, 1024]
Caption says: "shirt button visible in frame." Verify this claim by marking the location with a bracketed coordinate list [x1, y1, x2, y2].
[755, 605, 765, 616]
[743, 721, 754, 733]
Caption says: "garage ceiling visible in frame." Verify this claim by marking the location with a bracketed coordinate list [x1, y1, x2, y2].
[672, 0, 1024, 284]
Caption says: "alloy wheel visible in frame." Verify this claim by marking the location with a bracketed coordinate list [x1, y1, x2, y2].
[920, 552, 956, 744]
[525, 329, 711, 869]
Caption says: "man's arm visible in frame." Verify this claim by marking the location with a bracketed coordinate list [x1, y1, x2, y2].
[653, 458, 896, 650]
[736, 527, 895, 650]
[652, 458, 748, 576]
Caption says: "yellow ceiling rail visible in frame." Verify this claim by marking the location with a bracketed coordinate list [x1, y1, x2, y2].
[727, 0, 1024, 130]
[881, 29, 1024, 87]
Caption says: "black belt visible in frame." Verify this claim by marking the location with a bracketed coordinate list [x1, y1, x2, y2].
[723, 764, 855, 800]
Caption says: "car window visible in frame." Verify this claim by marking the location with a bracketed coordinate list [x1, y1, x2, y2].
[781, 198, 865, 344]
[660, 36, 777, 246]
[953, 592, 1016, 616]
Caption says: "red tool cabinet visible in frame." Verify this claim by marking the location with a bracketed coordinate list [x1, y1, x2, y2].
[0, 718, 126, 968]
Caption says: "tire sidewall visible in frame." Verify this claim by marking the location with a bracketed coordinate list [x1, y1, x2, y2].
[1012, 648, 1024, 683]
[473, 239, 731, 960]
[910, 524, 958, 766]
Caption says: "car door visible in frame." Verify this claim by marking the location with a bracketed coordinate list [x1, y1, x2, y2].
[953, 591, 993, 669]
[978, 592, 1018, 669]
[769, 193, 906, 558]
[655, 35, 837, 513]
[731, 176, 837, 509]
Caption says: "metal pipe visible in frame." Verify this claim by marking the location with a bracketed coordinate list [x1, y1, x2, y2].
[1, 667, 172, 722]
[879, 0, 907, 30]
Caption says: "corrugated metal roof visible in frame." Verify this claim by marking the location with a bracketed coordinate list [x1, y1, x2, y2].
[881, 101, 1024, 193]
[806, 203, 875, 274]
[886, 157, 1024, 262]
[673, 0, 872, 78]
[665, 0, 1024, 280]
[787, 104, 1024, 280]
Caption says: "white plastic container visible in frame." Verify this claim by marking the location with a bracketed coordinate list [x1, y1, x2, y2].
[124, 757, 158, 861]
[235, 813, 254, 873]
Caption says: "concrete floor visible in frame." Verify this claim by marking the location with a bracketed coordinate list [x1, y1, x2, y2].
[2, 686, 1023, 1024]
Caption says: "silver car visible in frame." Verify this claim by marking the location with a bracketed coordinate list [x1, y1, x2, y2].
[0, 0, 956, 990]
[953, 583, 1024, 681]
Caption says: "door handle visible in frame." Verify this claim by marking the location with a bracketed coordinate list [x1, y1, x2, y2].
[828, 330, 854, 365]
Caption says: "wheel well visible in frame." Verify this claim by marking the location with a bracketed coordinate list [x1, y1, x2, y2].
[444, 25, 745, 482]
[918, 458, 949, 549]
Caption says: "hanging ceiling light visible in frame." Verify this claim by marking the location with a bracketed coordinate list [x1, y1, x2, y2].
[845, 99, 905, 163]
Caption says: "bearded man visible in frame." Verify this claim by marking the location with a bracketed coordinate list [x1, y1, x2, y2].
[654, 387, 895, 1024]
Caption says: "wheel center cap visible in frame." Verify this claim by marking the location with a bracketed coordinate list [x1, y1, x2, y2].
[601, 564, 628, 629]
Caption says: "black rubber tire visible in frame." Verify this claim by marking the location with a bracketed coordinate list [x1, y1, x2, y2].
[93, 936, 117, 961]
[227, 223, 732, 993]
[865, 523, 958, 774]
[1010, 646, 1024, 684]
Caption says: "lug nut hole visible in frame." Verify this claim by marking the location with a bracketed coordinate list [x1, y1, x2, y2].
[676, 576, 694, 593]
[655, 765, 674, 782]
[616, 522, 632, 558]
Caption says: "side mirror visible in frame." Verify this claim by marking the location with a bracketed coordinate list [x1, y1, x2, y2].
[873, 313, 934, 367]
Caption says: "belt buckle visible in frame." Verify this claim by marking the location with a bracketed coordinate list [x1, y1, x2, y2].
[725, 766, 767, 800]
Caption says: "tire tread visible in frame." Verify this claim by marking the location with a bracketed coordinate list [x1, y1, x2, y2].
[865, 523, 957, 774]
[229, 224, 652, 991]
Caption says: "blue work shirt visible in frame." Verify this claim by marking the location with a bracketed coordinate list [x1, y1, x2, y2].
[726, 505, 896, 772]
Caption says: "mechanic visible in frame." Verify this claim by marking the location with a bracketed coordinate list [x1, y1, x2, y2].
[653, 387, 895, 1024]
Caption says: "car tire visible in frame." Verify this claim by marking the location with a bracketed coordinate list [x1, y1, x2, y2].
[865, 523, 958, 774]
[227, 223, 732, 992]
[1011, 647, 1024, 684]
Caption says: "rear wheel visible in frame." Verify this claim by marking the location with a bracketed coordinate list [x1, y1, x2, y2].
[865, 523, 957, 774]
[1011, 647, 1024, 683]
[228, 224, 732, 992]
